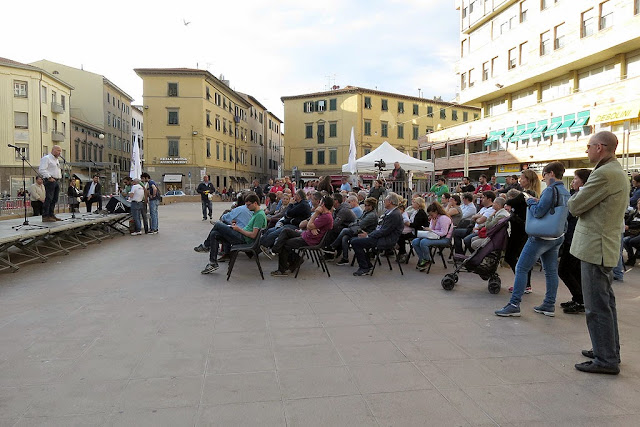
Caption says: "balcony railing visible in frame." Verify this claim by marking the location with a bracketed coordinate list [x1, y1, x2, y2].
[51, 102, 64, 114]
[51, 131, 65, 142]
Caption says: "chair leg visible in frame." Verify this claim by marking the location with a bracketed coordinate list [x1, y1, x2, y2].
[426, 248, 435, 274]
[439, 248, 447, 269]
[406, 246, 414, 264]
[253, 250, 264, 280]
[386, 253, 393, 271]
[394, 249, 404, 275]
[226, 251, 239, 281]
[370, 252, 381, 276]
[319, 251, 331, 277]
[317, 250, 326, 273]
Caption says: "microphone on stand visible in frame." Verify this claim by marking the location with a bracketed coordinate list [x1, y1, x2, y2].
[7, 144, 19, 149]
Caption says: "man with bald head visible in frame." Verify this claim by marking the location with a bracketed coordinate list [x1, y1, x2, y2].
[38, 145, 63, 222]
[569, 131, 629, 375]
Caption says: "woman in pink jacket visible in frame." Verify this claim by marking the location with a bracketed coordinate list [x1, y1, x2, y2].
[411, 202, 453, 271]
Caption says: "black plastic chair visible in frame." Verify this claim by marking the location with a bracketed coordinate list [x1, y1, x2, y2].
[370, 237, 404, 276]
[226, 228, 265, 281]
[293, 233, 330, 278]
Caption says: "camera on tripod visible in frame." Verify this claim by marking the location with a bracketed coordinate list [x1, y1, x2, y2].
[374, 159, 386, 170]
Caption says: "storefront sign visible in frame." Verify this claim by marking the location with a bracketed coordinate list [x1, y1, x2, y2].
[592, 102, 640, 124]
[300, 172, 315, 177]
[159, 157, 188, 164]
[497, 163, 521, 173]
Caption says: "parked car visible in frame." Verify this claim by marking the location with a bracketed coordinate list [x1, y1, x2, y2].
[164, 190, 186, 196]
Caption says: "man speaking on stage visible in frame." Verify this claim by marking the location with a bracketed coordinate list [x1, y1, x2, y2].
[38, 145, 62, 222]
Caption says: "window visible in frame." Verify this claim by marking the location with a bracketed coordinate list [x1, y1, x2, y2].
[41, 116, 48, 132]
[329, 98, 337, 110]
[578, 62, 616, 91]
[381, 121, 388, 137]
[427, 106, 433, 117]
[463, 111, 469, 122]
[636, 0, 639, 15]
[206, 111, 211, 127]
[364, 120, 371, 135]
[627, 52, 640, 78]
[452, 110, 459, 121]
[215, 116, 221, 131]
[329, 122, 337, 137]
[223, 144, 227, 161]
[168, 110, 179, 125]
[317, 100, 326, 112]
[364, 148, 371, 155]
[600, 1, 613, 30]
[381, 99, 388, 111]
[51, 90, 56, 104]
[305, 123, 313, 139]
[541, 0, 550, 10]
[327, 149, 337, 165]
[508, 48, 517, 69]
[206, 139, 211, 158]
[304, 101, 313, 113]
[482, 62, 489, 81]
[412, 125, 419, 140]
[216, 142, 220, 160]
[364, 97, 372, 109]
[461, 39, 467, 57]
[14, 112, 28, 129]
[540, 30, 551, 55]
[168, 140, 179, 156]
[520, 0, 528, 22]
[206, 86, 211, 100]
[582, 8, 596, 37]
[317, 123, 325, 144]
[440, 108, 446, 119]
[491, 56, 499, 78]
[470, 0, 477, 13]
[168, 83, 178, 96]
[413, 104, 419, 115]
[512, 88, 537, 109]
[398, 102, 404, 113]
[461, 72, 467, 90]
[14, 81, 27, 97]
[305, 150, 313, 165]
[469, 68, 475, 87]
[463, 6, 468, 18]
[14, 144, 28, 160]
[554, 23, 566, 49]
[487, 97, 508, 116]
[397, 124, 404, 139]
[317, 150, 325, 165]
[520, 42, 529, 65]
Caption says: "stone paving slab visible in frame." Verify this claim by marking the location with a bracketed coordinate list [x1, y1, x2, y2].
[0, 202, 639, 426]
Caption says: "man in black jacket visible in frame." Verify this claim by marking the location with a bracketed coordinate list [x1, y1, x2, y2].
[351, 193, 404, 276]
[83, 175, 102, 213]
[250, 179, 264, 203]
[197, 175, 215, 220]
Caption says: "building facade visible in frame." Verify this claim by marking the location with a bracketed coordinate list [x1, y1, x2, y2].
[421, 0, 640, 185]
[281, 86, 480, 180]
[132, 105, 144, 168]
[30, 60, 134, 193]
[0, 58, 72, 197]
[134, 68, 275, 193]
[265, 112, 284, 180]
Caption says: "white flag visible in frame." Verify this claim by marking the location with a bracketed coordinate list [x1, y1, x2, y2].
[347, 126, 357, 174]
[129, 134, 142, 179]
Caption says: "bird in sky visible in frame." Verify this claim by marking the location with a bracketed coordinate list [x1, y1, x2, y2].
[183, 19, 191, 26]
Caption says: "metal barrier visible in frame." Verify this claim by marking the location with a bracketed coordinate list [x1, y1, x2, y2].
[0, 195, 82, 217]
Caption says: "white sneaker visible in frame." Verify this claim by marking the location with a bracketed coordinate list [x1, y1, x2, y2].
[131, 231, 142, 236]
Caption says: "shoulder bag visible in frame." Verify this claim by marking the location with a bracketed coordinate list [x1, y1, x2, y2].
[525, 187, 568, 238]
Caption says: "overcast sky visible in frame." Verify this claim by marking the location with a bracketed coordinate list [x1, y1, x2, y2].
[3, 0, 460, 122]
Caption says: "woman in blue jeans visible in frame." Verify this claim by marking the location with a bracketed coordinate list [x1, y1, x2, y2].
[495, 161, 570, 317]
[412, 202, 452, 271]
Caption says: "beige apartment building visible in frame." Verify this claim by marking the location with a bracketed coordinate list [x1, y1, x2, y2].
[30, 60, 134, 192]
[134, 68, 276, 193]
[281, 86, 480, 180]
[265, 111, 284, 179]
[421, 0, 640, 185]
[0, 58, 72, 197]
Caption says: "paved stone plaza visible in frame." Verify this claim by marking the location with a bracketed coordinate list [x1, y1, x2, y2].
[1, 202, 639, 426]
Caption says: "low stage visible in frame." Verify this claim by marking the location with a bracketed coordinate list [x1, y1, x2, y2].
[0, 212, 131, 273]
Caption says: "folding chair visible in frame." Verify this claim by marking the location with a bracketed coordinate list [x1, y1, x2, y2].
[226, 228, 265, 281]
[293, 233, 331, 278]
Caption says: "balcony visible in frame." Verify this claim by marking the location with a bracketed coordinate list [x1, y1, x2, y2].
[51, 131, 65, 142]
[51, 102, 64, 114]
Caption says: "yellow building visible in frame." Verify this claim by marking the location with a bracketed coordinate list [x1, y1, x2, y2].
[281, 86, 480, 179]
[134, 68, 275, 192]
[0, 58, 72, 197]
[422, 0, 640, 185]
[265, 111, 284, 178]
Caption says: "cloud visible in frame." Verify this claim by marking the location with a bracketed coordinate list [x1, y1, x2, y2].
[1, 0, 461, 120]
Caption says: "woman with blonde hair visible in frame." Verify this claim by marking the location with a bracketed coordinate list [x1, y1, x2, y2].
[520, 169, 541, 197]
[411, 201, 453, 271]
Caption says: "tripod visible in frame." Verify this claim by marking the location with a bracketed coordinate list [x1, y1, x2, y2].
[11, 147, 46, 231]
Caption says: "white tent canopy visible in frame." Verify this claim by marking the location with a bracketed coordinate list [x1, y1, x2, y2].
[341, 141, 434, 174]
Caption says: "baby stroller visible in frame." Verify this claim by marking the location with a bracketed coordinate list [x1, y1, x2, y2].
[441, 215, 511, 294]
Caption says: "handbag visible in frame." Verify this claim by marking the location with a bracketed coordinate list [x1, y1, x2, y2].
[525, 186, 568, 238]
[417, 230, 440, 239]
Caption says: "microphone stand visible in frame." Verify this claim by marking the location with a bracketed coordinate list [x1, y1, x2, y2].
[11, 147, 47, 231]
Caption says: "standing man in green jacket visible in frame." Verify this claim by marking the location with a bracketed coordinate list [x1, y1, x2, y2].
[568, 131, 629, 375]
